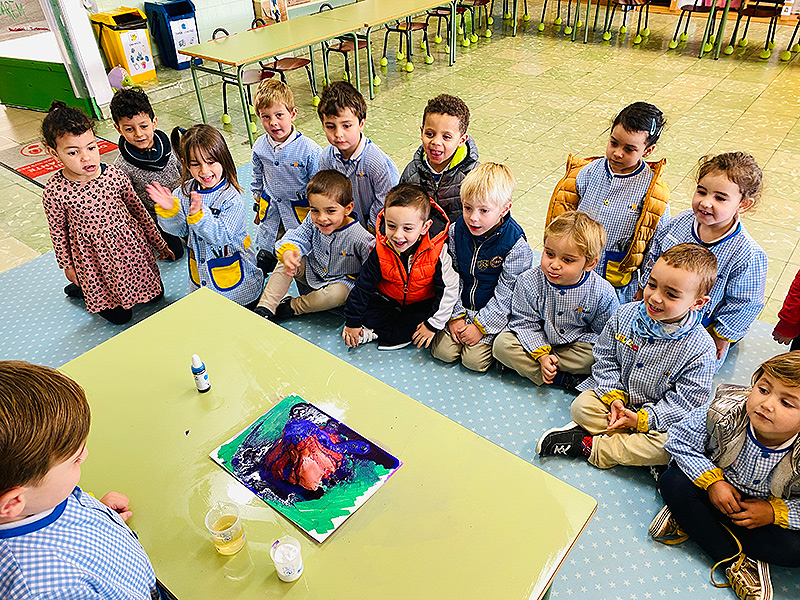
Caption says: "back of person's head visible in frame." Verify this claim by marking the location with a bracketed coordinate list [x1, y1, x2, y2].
[171, 125, 241, 194]
[422, 94, 470, 135]
[658, 243, 717, 297]
[385, 183, 431, 220]
[461, 162, 515, 209]
[612, 102, 665, 147]
[752, 351, 800, 388]
[0, 361, 90, 493]
[109, 88, 155, 124]
[254, 79, 295, 115]
[307, 169, 352, 207]
[696, 152, 763, 210]
[544, 211, 606, 262]
[41, 101, 94, 149]
[317, 81, 367, 122]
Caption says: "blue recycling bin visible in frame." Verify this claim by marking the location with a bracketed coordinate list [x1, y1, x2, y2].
[144, 0, 201, 70]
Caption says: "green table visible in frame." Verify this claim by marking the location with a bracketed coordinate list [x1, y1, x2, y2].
[70, 289, 596, 599]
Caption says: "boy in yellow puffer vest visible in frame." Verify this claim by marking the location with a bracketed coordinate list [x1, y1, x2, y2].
[547, 102, 670, 303]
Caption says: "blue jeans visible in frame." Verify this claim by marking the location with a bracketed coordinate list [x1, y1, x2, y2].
[659, 464, 800, 567]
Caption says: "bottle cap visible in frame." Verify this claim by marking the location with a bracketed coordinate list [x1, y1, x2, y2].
[192, 354, 203, 368]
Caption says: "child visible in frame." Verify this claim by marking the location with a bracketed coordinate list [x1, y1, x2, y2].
[430, 163, 532, 373]
[640, 152, 767, 363]
[399, 93, 479, 223]
[317, 82, 399, 232]
[651, 352, 800, 600]
[547, 102, 670, 303]
[41, 101, 171, 325]
[537, 243, 718, 469]
[251, 79, 321, 276]
[111, 87, 184, 260]
[342, 183, 459, 351]
[493, 211, 619, 388]
[254, 170, 374, 320]
[147, 125, 263, 308]
[0, 360, 158, 597]
[772, 266, 800, 350]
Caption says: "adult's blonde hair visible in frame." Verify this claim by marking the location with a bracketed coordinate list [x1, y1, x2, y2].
[752, 351, 800, 389]
[544, 211, 606, 261]
[460, 162, 515, 210]
[254, 79, 296, 115]
[658, 243, 717, 297]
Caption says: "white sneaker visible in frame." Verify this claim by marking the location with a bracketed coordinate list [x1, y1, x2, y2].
[358, 327, 378, 345]
[378, 340, 412, 351]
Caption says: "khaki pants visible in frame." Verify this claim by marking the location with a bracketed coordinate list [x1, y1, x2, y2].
[492, 331, 594, 385]
[570, 390, 670, 469]
[431, 330, 494, 373]
[257, 258, 350, 315]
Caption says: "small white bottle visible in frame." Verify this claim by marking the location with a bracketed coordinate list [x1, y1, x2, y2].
[191, 354, 211, 393]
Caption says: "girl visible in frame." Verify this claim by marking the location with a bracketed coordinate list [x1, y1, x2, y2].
[41, 101, 172, 325]
[639, 152, 767, 364]
[546, 102, 670, 303]
[147, 125, 263, 308]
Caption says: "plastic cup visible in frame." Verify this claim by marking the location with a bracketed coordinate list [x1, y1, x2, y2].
[204, 502, 246, 555]
[270, 535, 303, 582]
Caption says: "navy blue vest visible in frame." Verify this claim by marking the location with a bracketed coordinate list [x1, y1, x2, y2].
[454, 215, 526, 311]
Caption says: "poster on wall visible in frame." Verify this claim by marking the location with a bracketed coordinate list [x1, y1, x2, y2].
[120, 28, 154, 77]
[0, 0, 49, 43]
[169, 17, 198, 65]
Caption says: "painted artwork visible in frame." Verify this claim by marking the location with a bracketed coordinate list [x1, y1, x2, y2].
[210, 394, 401, 542]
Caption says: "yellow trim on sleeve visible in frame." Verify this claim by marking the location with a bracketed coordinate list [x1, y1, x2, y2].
[276, 243, 300, 263]
[244, 235, 251, 250]
[449, 313, 467, 323]
[694, 468, 725, 490]
[600, 389, 629, 406]
[767, 496, 789, 528]
[154, 200, 180, 218]
[709, 325, 736, 344]
[635, 409, 650, 433]
[186, 209, 204, 225]
[473, 317, 487, 336]
[529, 346, 552, 361]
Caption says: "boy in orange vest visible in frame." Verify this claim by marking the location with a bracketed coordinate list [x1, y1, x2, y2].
[342, 183, 459, 351]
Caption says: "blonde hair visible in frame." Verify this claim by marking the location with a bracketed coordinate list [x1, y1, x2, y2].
[254, 79, 295, 115]
[658, 243, 717, 297]
[544, 211, 606, 261]
[752, 351, 800, 389]
[696, 152, 763, 210]
[460, 163, 515, 210]
[0, 361, 90, 492]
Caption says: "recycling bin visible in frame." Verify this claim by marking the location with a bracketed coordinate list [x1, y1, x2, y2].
[90, 7, 156, 84]
[144, 0, 201, 70]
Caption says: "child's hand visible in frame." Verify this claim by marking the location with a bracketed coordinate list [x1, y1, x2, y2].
[146, 182, 175, 211]
[708, 480, 742, 515]
[158, 247, 175, 261]
[729, 498, 774, 529]
[538, 354, 559, 384]
[633, 287, 644, 302]
[607, 399, 637, 430]
[188, 191, 203, 216]
[448, 318, 467, 342]
[64, 267, 79, 286]
[100, 491, 133, 521]
[342, 326, 362, 348]
[253, 195, 263, 225]
[282, 250, 301, 276]
[412, 323, 436, 348]
[709, 330, 729, 360]
[459, 323, 483, 346]
[772, 330, 793, 345]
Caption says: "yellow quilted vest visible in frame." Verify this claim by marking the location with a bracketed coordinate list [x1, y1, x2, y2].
[545, 154, 670, 286]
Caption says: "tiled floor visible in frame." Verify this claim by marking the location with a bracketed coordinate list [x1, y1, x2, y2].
[1, 10, 799, 321]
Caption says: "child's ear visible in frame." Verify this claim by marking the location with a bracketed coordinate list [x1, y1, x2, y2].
[45, 144, 59, 160]
[152, 115, 158, 128]
[344, 201, 355, 215]
[738, 196, 755, 213]
[642, 145, 656, 159]
[113, 123, 122, 134]
[420, 218, 433, 236]
[690, 295, 711, 312]
[0, 487, 27, 521]
[289, 108, 298, 121]
[458, 132, 469, 146]
[358, 118, 366, 131]
[584, 256, 599, 272]
[499, 201, 512, 218]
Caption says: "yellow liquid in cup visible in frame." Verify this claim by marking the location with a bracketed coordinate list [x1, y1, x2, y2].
[212, 515, 246, 555]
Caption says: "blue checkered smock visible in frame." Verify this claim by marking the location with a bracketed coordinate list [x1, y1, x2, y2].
[0, 488, 157, 599]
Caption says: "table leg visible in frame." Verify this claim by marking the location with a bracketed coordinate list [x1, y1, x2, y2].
[450, 1, 457, 65]
[571, 0, 580, 41]
[713, 0, 733, 60]
[190, 62, 207, 124]
[349, 32, 361, 92]
[513, 0, 518, 36]
[366, 27, 375, 100]
[698, 5, 716, 58]
[584, 0, 592, 42]
[308, 45, 317, 91]
[237, 66, 255, 147]
[322, 41, 330, 87]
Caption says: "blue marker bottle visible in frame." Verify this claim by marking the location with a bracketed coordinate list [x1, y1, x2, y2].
[191, 354, 211, 393]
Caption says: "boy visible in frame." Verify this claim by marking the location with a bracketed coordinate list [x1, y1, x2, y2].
[537, 243, 718, 469]
[493, 211, 618, 388]
[431, 163, 532, 373]
[652, 352, 800, 600]
[342, 183, 459, 351]
[254, 170, 374, 320]
[251, 79, 321, 276]
[0, 360, 158, 598]
[111, 88, 183, 260]
[547, 102, 669, 303]
[317, 82, 399, 232]
[400, 93, 479, 223]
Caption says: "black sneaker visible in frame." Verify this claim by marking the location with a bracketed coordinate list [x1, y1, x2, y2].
[274, 297, 295, 320]
[649, 464, 667, 483]
[552, 371, 584, 393]
[253, 306, 275, 321]
[64, 283, 84, 299]
[536, 422, 589, 457]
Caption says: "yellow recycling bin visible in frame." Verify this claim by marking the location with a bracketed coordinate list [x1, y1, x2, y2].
[90, 7, 157, 84]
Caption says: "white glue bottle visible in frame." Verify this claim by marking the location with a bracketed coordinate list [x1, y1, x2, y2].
[191, 354, 211, 393]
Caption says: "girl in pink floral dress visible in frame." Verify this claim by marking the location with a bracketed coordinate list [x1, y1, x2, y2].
[41, 101, 173, 324]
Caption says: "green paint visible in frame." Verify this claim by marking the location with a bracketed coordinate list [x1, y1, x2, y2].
[0, 1, 26, 20]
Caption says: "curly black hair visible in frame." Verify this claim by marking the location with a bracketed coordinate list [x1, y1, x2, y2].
[109, 88, 155, 123]
[41, 101, 94, 149]
[423, 94, 470, 134]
